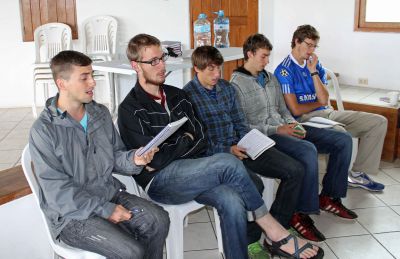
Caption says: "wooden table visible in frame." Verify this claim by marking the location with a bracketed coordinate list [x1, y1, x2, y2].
[329, 85, 400, 162]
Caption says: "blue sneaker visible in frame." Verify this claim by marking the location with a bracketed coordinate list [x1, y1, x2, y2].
[348, 171, 385, 192]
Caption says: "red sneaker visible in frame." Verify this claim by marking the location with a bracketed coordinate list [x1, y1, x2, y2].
[319, 195, 358, 219]
[290, 213, 326, 242]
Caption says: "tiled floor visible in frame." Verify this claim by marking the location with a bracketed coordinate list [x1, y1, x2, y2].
[1, 108, 400, 259]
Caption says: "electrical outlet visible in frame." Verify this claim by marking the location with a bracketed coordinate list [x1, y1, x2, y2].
[358, 78, 368, 85]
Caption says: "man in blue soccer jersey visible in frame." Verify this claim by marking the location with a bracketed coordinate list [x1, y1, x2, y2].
[275, 24, 387, 192]
[231, 34, 357, 242]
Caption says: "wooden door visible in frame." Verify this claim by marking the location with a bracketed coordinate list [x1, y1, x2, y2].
[190, 0, 258, 79]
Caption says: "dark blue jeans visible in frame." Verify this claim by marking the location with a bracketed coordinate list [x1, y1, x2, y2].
[60, 191, 170, 259]
[243, 147, 305, 228]
[147, 153, 268, 259]
[270, 126, 352, 214]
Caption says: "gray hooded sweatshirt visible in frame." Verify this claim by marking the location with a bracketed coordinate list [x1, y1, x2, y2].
[29, 95, 143, 238]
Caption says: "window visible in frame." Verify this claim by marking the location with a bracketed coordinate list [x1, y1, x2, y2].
[354, 0, 400, 32]
[20, 0, 77, 42]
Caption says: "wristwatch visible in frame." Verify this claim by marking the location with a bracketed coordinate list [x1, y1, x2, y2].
[310, 71, 319, 77]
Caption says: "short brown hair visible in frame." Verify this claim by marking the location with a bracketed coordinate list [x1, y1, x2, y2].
[191, 46, 224, 70]
[243, 34, 273, 61]
[126, 33, 161, 61]
[291, 24, 320, 49]
[50, 50, 92, 81]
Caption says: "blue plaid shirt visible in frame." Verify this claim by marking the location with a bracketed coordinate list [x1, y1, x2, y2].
[184, 76, 249, 156]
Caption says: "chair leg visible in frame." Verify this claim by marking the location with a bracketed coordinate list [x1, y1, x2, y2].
[106, 72, 116, 117]
[44, 83, 49, 100]
[165, 209, 184, 259]
[32, 79, 38, 118]
[214, 208, 224, 256]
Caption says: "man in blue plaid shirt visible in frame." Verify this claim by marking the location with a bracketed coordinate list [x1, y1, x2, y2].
[184, 46, 306, 259]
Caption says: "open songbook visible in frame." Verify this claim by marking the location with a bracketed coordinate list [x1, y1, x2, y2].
[301, 117, 345, 129]
[237, 129, 276, 160]
[136, 117, 188, 156]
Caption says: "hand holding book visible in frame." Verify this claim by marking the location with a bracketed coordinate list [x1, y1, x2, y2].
[237, 129, 276, 160]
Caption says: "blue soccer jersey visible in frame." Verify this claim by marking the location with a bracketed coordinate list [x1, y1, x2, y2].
[274, 54, 328, 113]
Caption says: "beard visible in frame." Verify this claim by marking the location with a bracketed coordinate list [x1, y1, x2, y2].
[142, 69, 166, 86]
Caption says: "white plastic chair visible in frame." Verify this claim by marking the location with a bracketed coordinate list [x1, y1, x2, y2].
[131, 177, 220, 259]
[325, 68, 359, 168]
[21, 145, 105, 259]
[113, 119, 223, 258]
[82, 16, 118, 116]
[32, 23, 72, 118]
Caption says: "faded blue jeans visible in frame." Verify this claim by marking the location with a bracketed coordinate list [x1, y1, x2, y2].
[60, 190, 170, 259]
[270, 125, 353, 214]
[147, 153, 268, 259]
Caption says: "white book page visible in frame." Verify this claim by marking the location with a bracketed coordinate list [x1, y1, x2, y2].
[237, 129, 275, 160]
[307, 117, 345, 126]
[301, 121, 333, 128]
[136, 117, 188, 156]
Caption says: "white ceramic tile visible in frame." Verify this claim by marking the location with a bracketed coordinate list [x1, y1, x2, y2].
[0, 137, 28, 150]
[0, 121, 18, 130]
[0, 163, 14, 171]
[370, 170, 400, 186]
[0, 130, 10, 140]
[5, 128, 30, 140]
[381, 168, 400, 183]
[355, 207, 400, 233]
[0, 113, 25, 122]
[342, 188, 386, 209]
[374, 232, 400, 259]
[317, 242, 338, 259]
[0, 150, 22, 164]
[16, 119, 35, 129]
[183, 222, 218, 251]
[188, 207, 211, 224]
[310, 213, 368, 238]
[374, 185, 400, 206]
[391, 206, 400, 215]
[184, 249, 222, 259]
[325, 235, 394, 259]
[380, 160, 396, 169]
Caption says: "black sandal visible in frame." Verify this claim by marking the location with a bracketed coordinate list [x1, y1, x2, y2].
[264, 234, 324, 259]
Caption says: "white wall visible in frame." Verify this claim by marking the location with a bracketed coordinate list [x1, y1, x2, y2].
[262, 0, 400, 90]
[0, 0, 399, 108]
[0, 0, 191, 108]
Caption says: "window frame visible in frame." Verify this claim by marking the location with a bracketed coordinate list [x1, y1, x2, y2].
[354, 0, 400, 32]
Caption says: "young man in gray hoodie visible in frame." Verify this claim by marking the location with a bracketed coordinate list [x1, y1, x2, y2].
[231, 34, 357, 242]
[29, 50, 169, 259]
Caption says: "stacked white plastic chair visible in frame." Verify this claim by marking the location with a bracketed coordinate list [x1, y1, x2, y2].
[32, 23, 72, 118]
[21, 145, 105, 259]
[82, 16, 118, 116]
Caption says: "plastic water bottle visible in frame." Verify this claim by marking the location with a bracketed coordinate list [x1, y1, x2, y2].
[194, 13, 211, 48]
[213, 10, 229, 48]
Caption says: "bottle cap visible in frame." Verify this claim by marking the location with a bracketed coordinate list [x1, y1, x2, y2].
[214, 10, 224, 17]
[198, 13, 207, 19]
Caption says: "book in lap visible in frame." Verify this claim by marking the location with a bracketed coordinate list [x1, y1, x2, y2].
[237, 129, 276, 160]
[136, 117, 188, 156]
[301, 116, 345, 128]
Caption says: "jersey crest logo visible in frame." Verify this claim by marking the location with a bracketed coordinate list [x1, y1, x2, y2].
[280, 69, 288, 77]
[302, 72, 307, 77]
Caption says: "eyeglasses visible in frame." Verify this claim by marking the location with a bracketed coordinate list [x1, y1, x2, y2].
[303, 40, 318, 49]
[136, 53, 169, 66]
